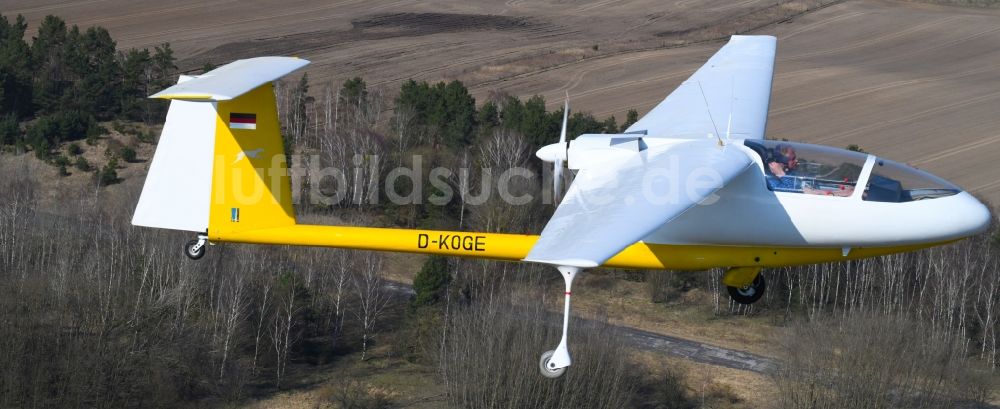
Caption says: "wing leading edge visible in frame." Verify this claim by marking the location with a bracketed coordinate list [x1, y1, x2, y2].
[524, 141, 753, 268]
[625, 35, 776, 141]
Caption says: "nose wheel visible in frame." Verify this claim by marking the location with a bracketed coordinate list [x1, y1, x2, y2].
[538, 265, 580, 378]
[184, 235, 208, 260]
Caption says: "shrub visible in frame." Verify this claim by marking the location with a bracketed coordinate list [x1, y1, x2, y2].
[0, 115, 19, 146]
[67, 143, 82, 156]
[52, 155, 70, 167]
[119, 146, 137, 163]
[136, 129, 155, 143]
[99, 158, 119, 186]
[86, 123, 106, 146]
[75, 157, 91, 172]
[320, 379, 394, 409]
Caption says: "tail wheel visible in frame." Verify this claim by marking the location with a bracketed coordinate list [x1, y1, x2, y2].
[184, 239, 206, 260]
[727, 274, 766, 305]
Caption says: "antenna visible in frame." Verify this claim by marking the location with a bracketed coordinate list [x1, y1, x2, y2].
[726, 76, 734, 141]
[696, 81, 725, 146]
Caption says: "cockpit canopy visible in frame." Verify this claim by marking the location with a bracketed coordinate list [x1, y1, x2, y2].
[865, 158, 961, 202]
[744, 140, 961, 202]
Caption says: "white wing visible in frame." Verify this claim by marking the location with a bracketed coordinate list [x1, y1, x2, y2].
[625, 35, 776, 140]
[524, 141, 753, 268]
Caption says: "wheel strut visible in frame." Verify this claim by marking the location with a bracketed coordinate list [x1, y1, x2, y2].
[539, 265, 580, 378]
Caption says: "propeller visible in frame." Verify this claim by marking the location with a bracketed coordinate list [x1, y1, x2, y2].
[535, 93, 570, 203]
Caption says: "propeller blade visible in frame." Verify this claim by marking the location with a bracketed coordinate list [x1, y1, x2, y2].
[559, 93, 569, 144]
[554, 159, 564, 203]
[554, 92, 569, 203]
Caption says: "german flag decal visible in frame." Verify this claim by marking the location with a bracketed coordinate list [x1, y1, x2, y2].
[229, 113, 257, 130]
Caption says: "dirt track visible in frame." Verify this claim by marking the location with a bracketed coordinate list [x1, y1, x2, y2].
[5, 0, 1000, 201]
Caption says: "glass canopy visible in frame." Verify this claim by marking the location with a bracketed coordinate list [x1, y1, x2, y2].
[743, 140, 960, 202]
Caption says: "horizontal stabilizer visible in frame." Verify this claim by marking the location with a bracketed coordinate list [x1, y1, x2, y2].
[150, 57, 310, 101]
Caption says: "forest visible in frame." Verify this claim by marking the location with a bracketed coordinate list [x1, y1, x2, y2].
[1, 12, 998, 409]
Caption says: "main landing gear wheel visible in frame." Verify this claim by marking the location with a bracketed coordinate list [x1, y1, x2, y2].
[727, 274, 766, 304]
[184, 237, 207, 260]
[539, 350, 566, 378]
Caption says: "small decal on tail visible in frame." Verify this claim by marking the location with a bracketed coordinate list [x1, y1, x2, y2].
[229, 113, 257, 130]
[233, 148, 264, 164]
[231, 208, 240, 223]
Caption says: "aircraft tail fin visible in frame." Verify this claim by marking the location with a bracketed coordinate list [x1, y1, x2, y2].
[132, 57, 309, 239]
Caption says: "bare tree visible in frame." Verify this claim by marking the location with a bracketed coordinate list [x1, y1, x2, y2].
[270, 272, 305, 388]
[352, 252, 393, 361]
[217, 259, 248, 379]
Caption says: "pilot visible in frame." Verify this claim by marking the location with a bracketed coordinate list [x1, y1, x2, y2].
[766, 144, 854, 197]
[765, 144, 801, 192]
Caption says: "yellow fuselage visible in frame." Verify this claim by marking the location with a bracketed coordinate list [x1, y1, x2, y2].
[212, 224, 943, 270]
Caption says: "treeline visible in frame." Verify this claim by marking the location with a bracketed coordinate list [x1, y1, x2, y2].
[0, 14, 176, 158]
[394, 78, 636, 149]
[279, 74, 638, 229]
[284, 75, 636, 155]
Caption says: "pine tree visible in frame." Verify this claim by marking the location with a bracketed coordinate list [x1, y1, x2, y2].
[411, 256, 450, 308]
[150, 43, 176, 91]
[146, 43, 176, 121]
[75, 26, 121, 119]
[0, 15, 34, 118]
[441, 80, 475, 148]
[118, 48, 151, 121]
[340, 77, 367, 107]
[99, 157, 119, 186]
[477, 101, 499, 136]
[621, 108, 639, 132]
[602, 115, 617, 134]
[500, 95, 524, 131]
[521, 95, 552, 148]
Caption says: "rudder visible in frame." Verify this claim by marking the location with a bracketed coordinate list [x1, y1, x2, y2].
[210, 82, 295, 238]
